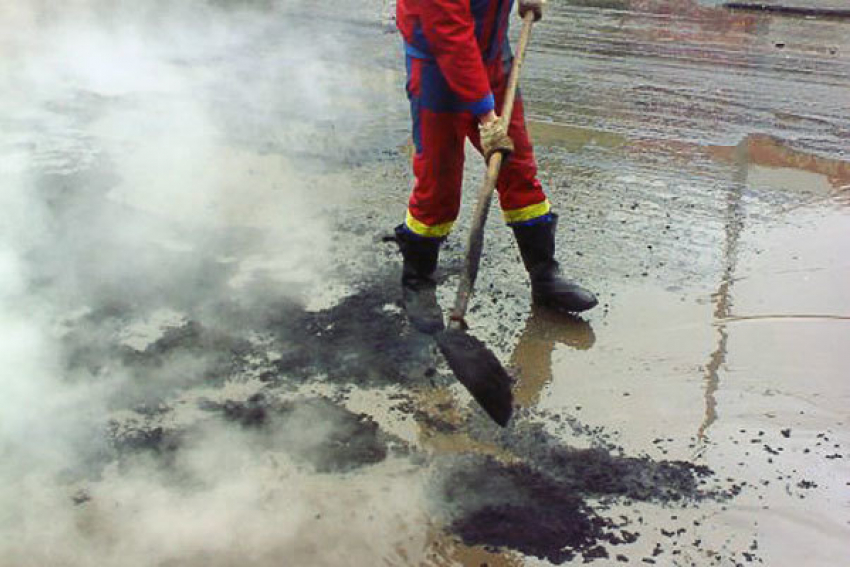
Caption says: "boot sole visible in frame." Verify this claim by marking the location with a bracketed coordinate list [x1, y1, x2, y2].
[532, 293, 598, 313]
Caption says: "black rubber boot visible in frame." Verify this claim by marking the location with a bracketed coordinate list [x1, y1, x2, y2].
[511, 213, 598, 313]
[394, 225, 445, 334]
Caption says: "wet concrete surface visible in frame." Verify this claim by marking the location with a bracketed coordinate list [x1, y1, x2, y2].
[1, 0, 849, 565]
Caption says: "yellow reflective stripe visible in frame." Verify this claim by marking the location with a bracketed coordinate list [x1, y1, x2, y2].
[503, 199, 551, 224]
[406, 211, 454, 238]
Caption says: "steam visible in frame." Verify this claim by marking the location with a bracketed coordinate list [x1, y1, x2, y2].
[0, 2, 426, 565]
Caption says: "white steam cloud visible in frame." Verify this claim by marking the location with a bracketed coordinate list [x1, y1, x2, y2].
[0, 2, 426, 565]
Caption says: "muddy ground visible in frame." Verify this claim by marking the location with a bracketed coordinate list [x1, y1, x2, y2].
[1, 1, 848, 566]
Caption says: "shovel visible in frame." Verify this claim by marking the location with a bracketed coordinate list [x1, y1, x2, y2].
[435, 12, 537, 427]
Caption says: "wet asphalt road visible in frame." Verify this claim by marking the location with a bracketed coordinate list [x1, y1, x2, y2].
[1, 1, 848, 565]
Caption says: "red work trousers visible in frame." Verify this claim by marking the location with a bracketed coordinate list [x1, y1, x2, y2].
[403, 55, 550, 238]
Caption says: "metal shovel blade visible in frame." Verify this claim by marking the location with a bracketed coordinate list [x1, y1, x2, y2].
[435, 327, 513, 427]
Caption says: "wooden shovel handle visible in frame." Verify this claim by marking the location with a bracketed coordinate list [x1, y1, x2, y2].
[449, 11, 536, 326]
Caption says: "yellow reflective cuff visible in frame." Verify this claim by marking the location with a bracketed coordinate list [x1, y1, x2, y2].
[503, 200, 551, 224]
[405, 211, 454, 238]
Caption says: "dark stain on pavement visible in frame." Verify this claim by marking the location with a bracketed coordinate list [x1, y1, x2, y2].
[431, 416, 736, 564]
[73, 278, 746, 562]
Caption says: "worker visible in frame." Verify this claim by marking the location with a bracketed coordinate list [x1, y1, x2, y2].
[393, 0, 597, 333]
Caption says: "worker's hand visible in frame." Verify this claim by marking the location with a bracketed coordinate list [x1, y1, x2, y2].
[519, 0, 546, 21]
[479, 114, 514, 160]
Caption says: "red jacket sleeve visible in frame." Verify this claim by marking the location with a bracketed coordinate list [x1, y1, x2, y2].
[419, 0, 495, 115]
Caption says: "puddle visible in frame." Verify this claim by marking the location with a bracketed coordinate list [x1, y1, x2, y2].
[511, 166, 849, 566]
